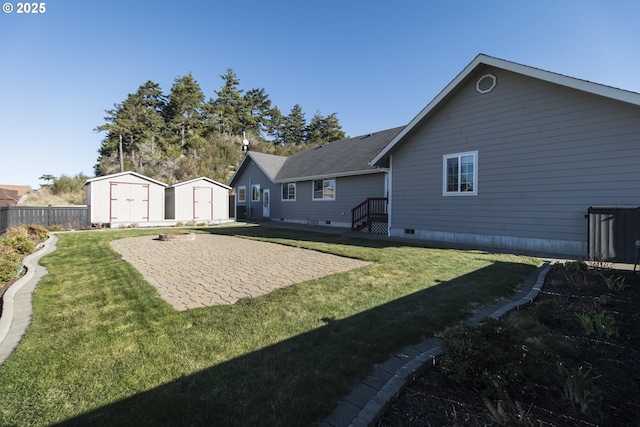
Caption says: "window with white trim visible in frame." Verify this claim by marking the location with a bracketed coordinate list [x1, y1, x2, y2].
[281, 183, 296, 201]
[237, 186, 246, 203]
[312, 179, 335, 200]
[251, 184, 260, 201]
[443, 151, 478, 196]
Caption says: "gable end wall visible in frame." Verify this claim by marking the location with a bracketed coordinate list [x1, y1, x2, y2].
[390, 66, 640, 256]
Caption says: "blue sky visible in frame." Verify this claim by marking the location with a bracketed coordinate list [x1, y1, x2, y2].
[1, 0, 639, 188]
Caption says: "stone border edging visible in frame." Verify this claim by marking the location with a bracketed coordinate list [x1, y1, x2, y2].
[0, 234, 58, 365]
[321, 262, 552, 427]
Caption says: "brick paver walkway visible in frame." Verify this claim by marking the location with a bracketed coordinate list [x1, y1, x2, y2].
[110, 234, 370, 311]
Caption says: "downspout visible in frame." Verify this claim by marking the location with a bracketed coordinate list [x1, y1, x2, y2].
[387, 155, 392, 237]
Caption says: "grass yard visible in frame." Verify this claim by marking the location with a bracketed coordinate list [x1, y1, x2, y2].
[0, 224, 538, 426]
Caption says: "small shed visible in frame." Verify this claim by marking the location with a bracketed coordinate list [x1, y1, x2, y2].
[165, 177, 231, 223]
[85, 171, 167, 226]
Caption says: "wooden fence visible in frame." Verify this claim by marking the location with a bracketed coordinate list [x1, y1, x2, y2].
[0, 206, 90, 234]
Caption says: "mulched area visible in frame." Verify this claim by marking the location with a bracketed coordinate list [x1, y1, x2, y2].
[379, 265, 640, 426]
[0, 266, 26, 318]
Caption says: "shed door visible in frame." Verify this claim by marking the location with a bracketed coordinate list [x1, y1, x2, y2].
[110, 182, 150, 222]
[193, 186, 214, 221]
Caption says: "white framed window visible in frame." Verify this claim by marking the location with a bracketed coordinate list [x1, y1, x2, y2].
[312, 179, 335, 200]
[237, 186, 246, 203]
[443, 151, 478, 196]
[281, 183, 296, 201]
[251, 184, 261, 201]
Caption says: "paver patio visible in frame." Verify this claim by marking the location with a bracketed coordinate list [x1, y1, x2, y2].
[110, 234, 370, 311]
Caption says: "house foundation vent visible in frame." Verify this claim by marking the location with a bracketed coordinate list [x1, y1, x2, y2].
[476, 74, 497, 94]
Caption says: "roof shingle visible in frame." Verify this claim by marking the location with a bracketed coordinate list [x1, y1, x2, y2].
[275, 127, 403, 181]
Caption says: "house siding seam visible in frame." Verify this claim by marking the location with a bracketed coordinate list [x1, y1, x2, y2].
[390, 67, 640, 256]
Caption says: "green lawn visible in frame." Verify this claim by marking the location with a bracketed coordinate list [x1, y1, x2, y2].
[0, 224, 538, 426]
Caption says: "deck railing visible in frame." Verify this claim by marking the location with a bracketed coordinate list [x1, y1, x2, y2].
[351, 198, 388, 233]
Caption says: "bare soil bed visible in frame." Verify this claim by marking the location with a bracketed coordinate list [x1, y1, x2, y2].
[380, 263, 640, 426]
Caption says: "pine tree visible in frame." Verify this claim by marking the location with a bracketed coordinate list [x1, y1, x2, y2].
[207, 69, 245, 136]
[94, 70, 346, 181]
[321, 112, 346, 142]
[265, 106, 285, 145]
[283, 104, 306, 145]
[163, 74, 205, 148]
[305, 112, 346, 145]
[243, 87, 273, 137]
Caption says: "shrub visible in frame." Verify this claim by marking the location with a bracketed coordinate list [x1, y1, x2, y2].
[0, 243, 22, 282]
[1, 227, 35, 255]
[24, 224, 49, 241]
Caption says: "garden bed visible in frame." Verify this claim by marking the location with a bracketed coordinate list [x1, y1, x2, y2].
[380, 263, 640, 426]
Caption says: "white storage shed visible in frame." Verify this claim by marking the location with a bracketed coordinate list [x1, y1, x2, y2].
[85, 171, 167, 226]
[165, 177, 231, 223]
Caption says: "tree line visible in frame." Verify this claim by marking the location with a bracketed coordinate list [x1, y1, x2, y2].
[95, 70, 346, 184]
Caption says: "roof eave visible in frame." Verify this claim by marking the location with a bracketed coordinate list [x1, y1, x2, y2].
[170, 176, 231, 190]
[371, 54, 640, 166]
[84, 171, 168, 187]
[274, 168, 386, 183]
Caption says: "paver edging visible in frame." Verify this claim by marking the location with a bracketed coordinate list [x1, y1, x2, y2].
[325, 262, 553, 427]
[0, 234, 58, 365]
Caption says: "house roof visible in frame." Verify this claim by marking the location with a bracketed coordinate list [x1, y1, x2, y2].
[0, 185, 31, 197]
[228, 151, 288, 187]
[0, 188, 20, 206]
[228, 127, 403, 186]
[168, 176, 231, 190]
[84, 171, 168, 187]
[371, 54, 640, 166]
[249, 152, 289, 180]
[275, 126, 403, 181]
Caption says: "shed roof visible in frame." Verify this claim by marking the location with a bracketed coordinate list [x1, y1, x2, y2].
[84, 171, 168, 187]
[168, 176, 231, 190]
[371, 54, 640, 166]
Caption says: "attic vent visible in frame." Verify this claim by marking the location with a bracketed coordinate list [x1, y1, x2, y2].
[476, 74, 496, 94]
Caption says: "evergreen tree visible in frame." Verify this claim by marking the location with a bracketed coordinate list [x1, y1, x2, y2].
[306, 112, 325, 145]
[306, 112, 346, 145]
[136, 81, 167, 152]
[265, 106, 285, 145]
[94, 69, 345, 181]
[243, 87, 273, 137]
[207, 69, 245, 136]
[320, 112, 346, 142]
[95, 100, 139, 174]
[283, 104, 306, 145]
[163, 74, 205, 148]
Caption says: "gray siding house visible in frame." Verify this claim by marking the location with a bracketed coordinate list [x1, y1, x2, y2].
[229, 127, 403, 229]
[372, 54, 640, 256]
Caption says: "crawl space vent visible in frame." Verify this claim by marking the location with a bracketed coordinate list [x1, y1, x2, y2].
[476, 74, 497, 94]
